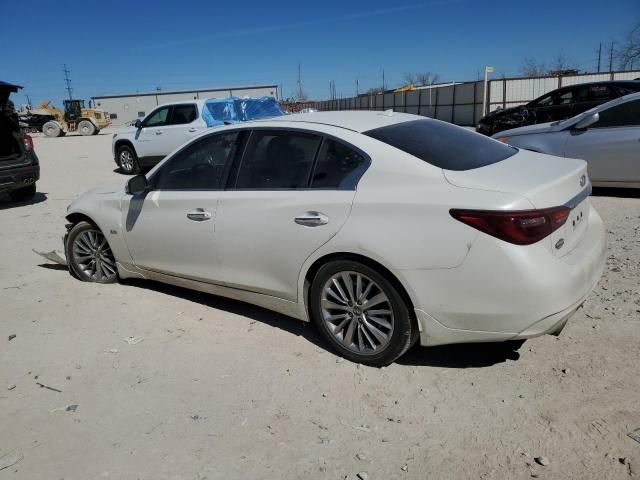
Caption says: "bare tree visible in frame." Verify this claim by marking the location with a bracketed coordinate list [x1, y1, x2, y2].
[520, 56, 547, 77]
[402, 71, 440, 86]
[547, 54, 579, 76]
[617, 21, 640, 69]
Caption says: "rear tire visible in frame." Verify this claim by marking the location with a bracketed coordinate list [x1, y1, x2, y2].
[43, 121, 61, 137]
[65, 221, 118, 284]
[78, 120, 95, 136]
[116, 145, 140, 174]
[9, 183, 36, 201]
[310, 260, 418, 366]
[92, 128, 100, 135]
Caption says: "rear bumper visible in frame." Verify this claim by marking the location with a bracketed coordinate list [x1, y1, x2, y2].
[406, 206, 606, 346]
[0, 162, 40, 193]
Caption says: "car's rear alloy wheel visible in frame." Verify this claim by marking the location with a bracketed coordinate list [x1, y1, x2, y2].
[66, 221, 117, 283]
[311, 260, 418, 366]
[322, 271, 394, 353]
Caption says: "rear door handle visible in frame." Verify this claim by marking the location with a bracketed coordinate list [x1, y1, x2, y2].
[155, 130, 163, 135]
[188, 128, 198, 132]
[294, 211, 329, 227]
[187, 208, 212, 221]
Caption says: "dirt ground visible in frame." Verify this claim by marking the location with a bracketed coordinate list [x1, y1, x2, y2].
[1, 131, 639, 480]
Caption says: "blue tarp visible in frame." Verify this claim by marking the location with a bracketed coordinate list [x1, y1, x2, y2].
[202, 96, 284, 127]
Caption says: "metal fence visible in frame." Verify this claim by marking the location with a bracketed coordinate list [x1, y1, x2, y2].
[313, 70, 640, 127]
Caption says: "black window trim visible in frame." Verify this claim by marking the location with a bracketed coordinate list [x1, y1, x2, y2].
[225, 126, 372, 191]
[148, 129, 247, 191]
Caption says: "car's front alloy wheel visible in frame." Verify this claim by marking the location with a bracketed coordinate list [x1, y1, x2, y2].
[117, 145, 140, 175]
[66, 221, 117, 283]
[310, 260, 418, 366]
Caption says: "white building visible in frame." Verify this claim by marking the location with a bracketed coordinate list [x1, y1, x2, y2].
[91, 84, 278, 125]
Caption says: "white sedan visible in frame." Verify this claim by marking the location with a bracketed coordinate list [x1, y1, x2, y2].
[64, 111, 606, 366]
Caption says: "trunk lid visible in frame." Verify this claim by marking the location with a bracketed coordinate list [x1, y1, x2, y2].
[444, 149, 591, 256]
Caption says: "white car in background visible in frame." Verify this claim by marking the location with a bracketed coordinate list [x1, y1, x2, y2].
[493, 92, 640, 188]
[65, 111, 606, 366]
[112, 100, 208, 174]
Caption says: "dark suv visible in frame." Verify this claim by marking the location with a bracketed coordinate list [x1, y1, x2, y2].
[0, 81, 39, 201]
[477, 80, 640, 136]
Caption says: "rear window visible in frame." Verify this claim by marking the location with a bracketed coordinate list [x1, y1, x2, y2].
[364, 119, 517, 171]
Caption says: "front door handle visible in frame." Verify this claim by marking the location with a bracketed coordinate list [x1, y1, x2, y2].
[187, 208, 212, 221]
[155, 130, 163, 135]
[188, 128, 198, 132]
[294, 211, 329, 227]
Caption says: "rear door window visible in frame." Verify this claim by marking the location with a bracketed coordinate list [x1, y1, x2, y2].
[364, 119, 517, 171]
[234, 130, 322, 189]
[310, 139, 369, 189]
[169, 104, 197, 125]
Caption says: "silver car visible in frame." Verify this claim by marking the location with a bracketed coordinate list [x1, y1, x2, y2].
[493, 92, 640, 188]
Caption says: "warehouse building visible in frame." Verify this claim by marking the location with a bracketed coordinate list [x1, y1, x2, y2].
[91, 84, 278, 125]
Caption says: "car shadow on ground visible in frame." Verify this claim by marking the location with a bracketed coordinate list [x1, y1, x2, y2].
[123, 278, 523, 369]
[0, 192, 47, 210]
[37, 263, 67, 271]
[592, 187, 640, 199]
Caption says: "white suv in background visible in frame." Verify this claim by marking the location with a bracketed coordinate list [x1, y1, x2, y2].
[112, 100, 208, 174]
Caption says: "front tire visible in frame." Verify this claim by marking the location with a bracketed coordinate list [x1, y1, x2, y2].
[116, 145, 140, 174]
[310, 260, 418, 366]
[9, 183, 36, 201]
[78, 120, 95, 136]
[66, 221, 118, 283]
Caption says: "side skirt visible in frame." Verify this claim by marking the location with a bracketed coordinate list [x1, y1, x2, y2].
[116, 262, 309, 322]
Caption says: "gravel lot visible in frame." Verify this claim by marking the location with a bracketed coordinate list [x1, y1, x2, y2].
[1, 131, 639, 479]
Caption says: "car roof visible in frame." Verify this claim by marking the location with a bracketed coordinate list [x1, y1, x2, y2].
[553, 80, 640, 91]
[247, 110, 421, 132]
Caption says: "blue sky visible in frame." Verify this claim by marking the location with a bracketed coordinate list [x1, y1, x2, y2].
[3, 0, 638, 108]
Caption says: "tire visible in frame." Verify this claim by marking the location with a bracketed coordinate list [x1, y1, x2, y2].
[43, 121, 61, 137]
[116, 144, 140, 174]
[65, 221, 118, 284]
[78, 120, 95, 136]
[92, 128, 100, 135]
[309, 260, 418, 366]
[9, 183, 36, 201]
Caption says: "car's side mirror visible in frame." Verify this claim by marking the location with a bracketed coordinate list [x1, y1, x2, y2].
[574, 112, 599, 130]
[126, 174, 149, 195]
[134, 119, 142, 129]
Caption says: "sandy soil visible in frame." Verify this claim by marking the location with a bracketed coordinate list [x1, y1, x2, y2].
[1, 131, 639, 479]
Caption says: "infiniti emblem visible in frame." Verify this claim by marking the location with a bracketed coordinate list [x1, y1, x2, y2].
[579, 175, 586, 187]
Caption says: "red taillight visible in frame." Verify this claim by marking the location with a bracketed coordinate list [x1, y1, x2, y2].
[450, 206, 571, 245]
[21, 134, 34, 152]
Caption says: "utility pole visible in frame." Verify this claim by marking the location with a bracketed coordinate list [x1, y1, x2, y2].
[63, 64, 73, 100]
[382, 69, 385, 91]
[609, 41, 614, 73]
[597, 43, 602, 72]
[296, 62, 304, 101]
[25, 94, 32, 110]
[482, 65, 494, 117]
[355, 77, 359, 96]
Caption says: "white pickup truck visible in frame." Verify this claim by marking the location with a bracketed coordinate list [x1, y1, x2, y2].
[112, 100, 209, 174]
